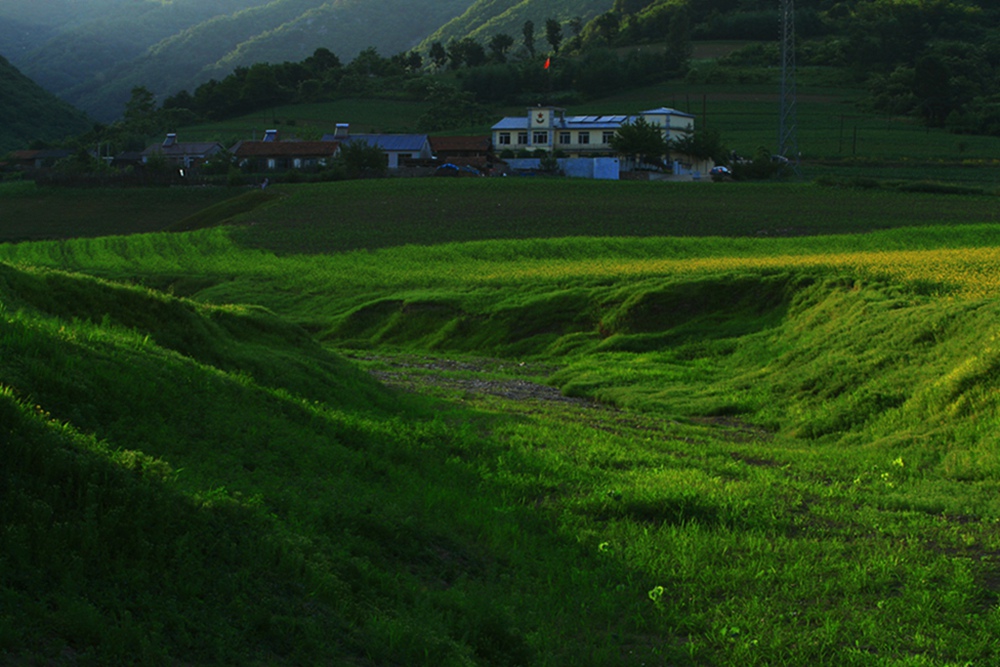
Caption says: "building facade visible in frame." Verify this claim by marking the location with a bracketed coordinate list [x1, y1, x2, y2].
[321, 126, 433, 169]
[142, 134, 225, 169]
[491, 106, 698, 166]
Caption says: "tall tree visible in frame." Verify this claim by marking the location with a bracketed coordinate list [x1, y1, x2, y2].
[593, 12, 621, 44]
[304, 47, 342, 75]
[121, 85, 164, 138]
[545, 18, 563, 53]
[429, 41, 448, 69]
[664, 5, 693, 73]
[609, 117, 667, 167]
[523, 20, 536, 57]
[123, 86, 157, 126]
[489, 33, 515, 63]
[447, 38, 487, 69]
[670, 128, 728, 164]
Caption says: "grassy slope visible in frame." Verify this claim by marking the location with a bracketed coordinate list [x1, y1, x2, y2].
[1, 262, 664, 665]
[0, 54, 90, 154]
[6, 180, 1000, 663]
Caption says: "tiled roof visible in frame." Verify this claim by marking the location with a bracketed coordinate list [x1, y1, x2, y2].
[642, 107, 695, 117]
[234, 141, 339, 158]
[492, 118, 529, 131]
[321, 134, 429, 152]
[143, 142, 223, 157]
[428, 136, 491, 152]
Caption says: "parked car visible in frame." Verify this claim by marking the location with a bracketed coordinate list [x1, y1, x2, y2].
[434, 163, 481, 177]
[709, 165, 732, 181]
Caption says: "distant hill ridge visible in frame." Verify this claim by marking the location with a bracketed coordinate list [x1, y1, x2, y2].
[0, 53, 90, 154]
[418, 0, 612, 52]
[1, 0, 478, 122]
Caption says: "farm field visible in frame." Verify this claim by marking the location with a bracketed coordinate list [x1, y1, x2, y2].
[0, 182, 238, 243]
[4, 178, 1000, 665]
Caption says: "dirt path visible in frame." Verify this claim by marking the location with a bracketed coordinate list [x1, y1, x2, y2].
[348, 352, 774, 448]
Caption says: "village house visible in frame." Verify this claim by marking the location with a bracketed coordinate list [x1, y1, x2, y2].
[142, 133, 225, 169]
[321, 124, 432, 169]
[427, 135, 500, 173]
[9, 148, 73, 170]
[491, 106, 712, 175]
[231, 130, 340, 171]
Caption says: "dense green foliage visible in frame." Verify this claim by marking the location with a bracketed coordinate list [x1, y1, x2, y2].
[0, 55, 90, 154]
[6, 0, 1000, 142]
[6, 179, 1000, 663]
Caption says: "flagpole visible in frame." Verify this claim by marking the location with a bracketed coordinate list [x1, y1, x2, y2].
[544, 55, 552, 101]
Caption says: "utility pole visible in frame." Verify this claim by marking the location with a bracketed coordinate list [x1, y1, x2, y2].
[778, 0, 800, 175]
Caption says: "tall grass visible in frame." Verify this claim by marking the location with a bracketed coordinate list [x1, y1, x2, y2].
[1, 262, 680, 665]
[7, 181, 1000, 664]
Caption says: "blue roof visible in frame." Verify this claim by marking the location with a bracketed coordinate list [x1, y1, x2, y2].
[642, 107, 695, 117]
[564, 115, 634, 129]
[491, 118, 529, 131]
[491, 107, 696, 135]
[320, 134, 429, 151]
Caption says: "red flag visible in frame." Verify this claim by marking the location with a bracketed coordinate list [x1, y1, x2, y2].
[544, 57, 550, 69]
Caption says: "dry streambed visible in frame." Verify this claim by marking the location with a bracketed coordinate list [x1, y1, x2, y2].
[348, 352, 774, 453]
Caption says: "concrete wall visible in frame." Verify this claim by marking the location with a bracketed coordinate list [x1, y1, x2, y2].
[505, 157, 620, 180]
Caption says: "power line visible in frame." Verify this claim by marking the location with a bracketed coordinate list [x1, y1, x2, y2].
[778, 0, 800, 175]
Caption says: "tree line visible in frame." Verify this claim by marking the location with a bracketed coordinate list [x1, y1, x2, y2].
[57, 0, 1000, 161]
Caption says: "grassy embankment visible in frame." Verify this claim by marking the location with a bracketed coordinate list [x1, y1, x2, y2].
[4, 178, 1000, 664]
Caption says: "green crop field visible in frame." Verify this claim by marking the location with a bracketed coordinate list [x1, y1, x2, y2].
[4, 177, 1000, 665]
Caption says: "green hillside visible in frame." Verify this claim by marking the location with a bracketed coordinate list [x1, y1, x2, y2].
[418, 0, 612, 53]
[4, 0, 476, 122]
[0, 54, 91, 154]
[6, 179, 1000, 663]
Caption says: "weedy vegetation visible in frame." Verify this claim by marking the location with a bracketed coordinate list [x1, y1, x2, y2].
[4, 177, 1000, 665]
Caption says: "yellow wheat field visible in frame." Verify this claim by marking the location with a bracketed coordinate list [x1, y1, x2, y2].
[475, 246, 1000, 299]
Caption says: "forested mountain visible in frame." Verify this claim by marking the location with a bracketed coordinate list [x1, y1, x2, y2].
[0, 54, 90, 155]
[418, 0, 613, 54]
[0, 0, 476, 122]
[6, 0, 1000, 143]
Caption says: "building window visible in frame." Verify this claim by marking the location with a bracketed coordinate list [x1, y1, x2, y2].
[498, 132, 511, 145]
[559, 132, 571, 145]
[517, 132, 529, 145]
[532, 131, 549, 145]
[602, 131, 615, 144]
[578, 131, 590, 145]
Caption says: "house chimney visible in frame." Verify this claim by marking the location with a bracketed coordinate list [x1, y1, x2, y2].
[163, 133, 177, 147]
[263, 129, 278, 142]
[334, 123, 350, 139]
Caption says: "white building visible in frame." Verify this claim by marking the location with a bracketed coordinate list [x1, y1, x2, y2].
[491, 106, 711, 174]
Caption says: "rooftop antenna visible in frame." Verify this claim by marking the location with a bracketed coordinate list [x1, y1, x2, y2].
[778, 0, 800, 175]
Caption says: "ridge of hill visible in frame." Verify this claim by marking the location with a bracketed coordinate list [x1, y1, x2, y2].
[418, 0, 612, 52]
[2, 0, 476, 122]
[0, 53, 91, 154]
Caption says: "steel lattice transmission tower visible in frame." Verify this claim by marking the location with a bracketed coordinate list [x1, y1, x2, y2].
[778, 0, 800, 173]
